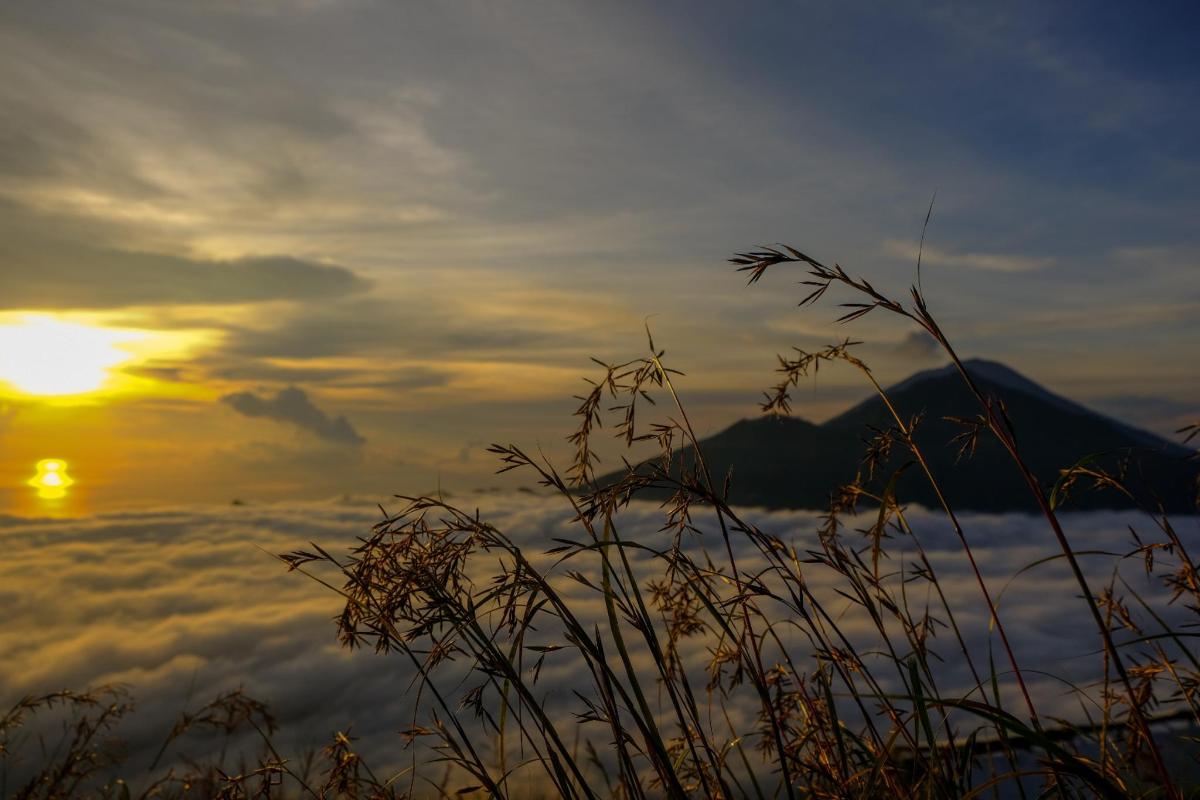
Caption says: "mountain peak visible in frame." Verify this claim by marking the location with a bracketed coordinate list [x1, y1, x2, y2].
[882, 358, 1173, 451]
[886, 358, 1037, 395]
[600, 358, 1195, 512]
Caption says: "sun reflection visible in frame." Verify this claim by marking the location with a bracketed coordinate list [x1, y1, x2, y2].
[29, 458, 74, 500]
[0, 316, 145, 396]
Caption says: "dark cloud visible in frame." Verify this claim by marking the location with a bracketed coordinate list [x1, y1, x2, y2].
[0, 233, 369, 309]
[216, 296, 594, 362]
[220, 303, 401, 359]
[202, 358, 452, 391]
[347, 366, 451, 391]
[894, 330, 940, 360]
[209, 362, 361, 385]
[221, 387, 364, 445]
[120, 364, 189, 382]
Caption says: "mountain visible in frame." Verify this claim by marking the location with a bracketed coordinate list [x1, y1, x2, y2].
[602, 359, 1197, 513]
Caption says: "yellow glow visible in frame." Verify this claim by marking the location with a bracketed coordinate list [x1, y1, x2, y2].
[29, 458, 74, 500]
[0, 316, 147, 396]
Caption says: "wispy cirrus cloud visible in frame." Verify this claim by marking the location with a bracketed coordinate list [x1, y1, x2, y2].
[884, 239, 1055, 273]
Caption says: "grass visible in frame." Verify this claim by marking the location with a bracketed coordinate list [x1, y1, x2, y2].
[3, 242, 1198, 798]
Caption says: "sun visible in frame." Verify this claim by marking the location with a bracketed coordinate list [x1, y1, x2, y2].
[29, 458, 74, 500]
[0, 316, 146, 396]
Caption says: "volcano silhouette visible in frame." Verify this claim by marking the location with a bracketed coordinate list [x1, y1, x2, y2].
[600, 359, 1197, 513]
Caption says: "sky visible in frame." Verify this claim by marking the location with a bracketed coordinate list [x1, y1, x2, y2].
[0, 1, 1197, 511]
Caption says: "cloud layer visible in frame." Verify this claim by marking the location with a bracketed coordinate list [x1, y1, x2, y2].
[1, 496, 1192, 787]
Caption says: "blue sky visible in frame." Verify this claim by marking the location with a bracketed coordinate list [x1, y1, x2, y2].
[0, 1, 1195, 506]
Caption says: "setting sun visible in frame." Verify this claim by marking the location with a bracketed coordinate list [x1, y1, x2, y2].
[28, 458, 74, 500]
[0, 316, 146, 396]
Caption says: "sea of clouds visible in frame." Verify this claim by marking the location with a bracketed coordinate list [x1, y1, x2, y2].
[1, 494, 1195, 789]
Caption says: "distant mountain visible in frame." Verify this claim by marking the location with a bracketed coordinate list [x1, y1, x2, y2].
[601, 359, 1197, 513]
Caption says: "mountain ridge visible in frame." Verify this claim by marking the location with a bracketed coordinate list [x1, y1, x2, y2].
[601, 360, 1197, 513]
[834, 358, 1179, 452]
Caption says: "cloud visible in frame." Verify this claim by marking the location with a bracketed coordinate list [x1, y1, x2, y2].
[208, 289, 605, 367]
[120, 364, 190, 382]
[201, 358, 453, 392]
[216, 301, 405, 360]
[0, 498, 1187, 789]
[350, 366, 452, 391]
[0, 231, 369, 310]
[884, 239, 1055, 272]
[1090, 394, 1197, 436]
[894, 330, 940, 359]
[0, 401, 16, 439]
[457, 440, 485, 463]
[221, 386, 365, 445]
[207, 362, 358, 385]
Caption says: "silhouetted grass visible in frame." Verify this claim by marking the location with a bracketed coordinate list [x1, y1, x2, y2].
[4, 244, 1198, 798]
